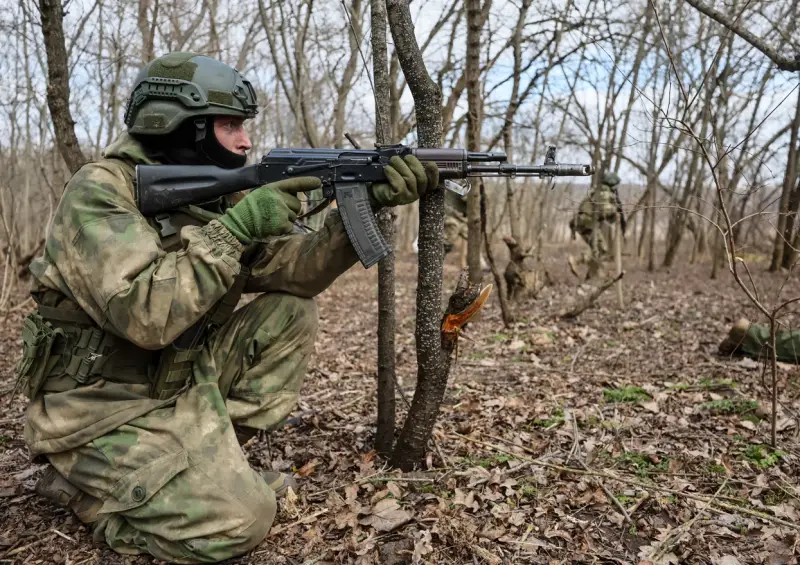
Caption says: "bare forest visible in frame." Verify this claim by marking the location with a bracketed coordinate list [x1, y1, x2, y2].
[1, 0, 800, 563]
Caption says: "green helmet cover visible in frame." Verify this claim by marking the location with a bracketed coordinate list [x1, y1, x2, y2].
[602, 171, 621, 187]
[124, 52, 258, 135]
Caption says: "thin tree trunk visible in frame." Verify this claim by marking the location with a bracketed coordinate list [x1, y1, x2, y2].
[39, 0, 86, 174]
[372, 0, 396, 457]
[465, 0, 487, 282]
[773, 89, 800, 270]
[386, 0, 449, 471]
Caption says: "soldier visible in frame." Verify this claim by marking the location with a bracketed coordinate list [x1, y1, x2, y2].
[568, 171, 622, 279]
[444, 191, 469, 256]
[719, 318, 800, 363]
[16, 52, 438, 563]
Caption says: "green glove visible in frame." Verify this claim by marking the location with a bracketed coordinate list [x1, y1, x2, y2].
[218, 177, 322, 244]
[370, 155, 439, 208]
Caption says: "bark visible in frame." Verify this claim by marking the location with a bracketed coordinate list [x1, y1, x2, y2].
[39, 0, 86, 174]
[371, 0, 396, 457]
[465, 0, 487, 283]
[386, 0, 448, 471]
[136, 0, 157, 64]
[501, 0, 529, 244]
[333, 0, 363, 148]
[772, 89, 800, 270]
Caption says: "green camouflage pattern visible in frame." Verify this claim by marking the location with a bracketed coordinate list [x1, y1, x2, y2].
[46, 293, 317, 562]
[125, 52, 258, 135]
[444, 214, 467, 251]
[570, 183, 619, 262]
[24, 132, 358, 561]
[734, 323, 800, 363]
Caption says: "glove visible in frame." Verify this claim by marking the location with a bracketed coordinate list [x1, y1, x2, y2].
[218, 177, 322, 244]
[370, 155, 439, 208]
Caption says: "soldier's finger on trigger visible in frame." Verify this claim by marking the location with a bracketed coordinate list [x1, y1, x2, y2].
[388, 155, 417, 196]
[403, 155, 427, 196]
[284, 193, 302, 215]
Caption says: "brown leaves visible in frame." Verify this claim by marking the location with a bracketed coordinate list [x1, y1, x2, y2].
[358, 498, 412, 532]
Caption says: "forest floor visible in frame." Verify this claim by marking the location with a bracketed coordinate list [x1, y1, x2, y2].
[2, 245, 800, 565]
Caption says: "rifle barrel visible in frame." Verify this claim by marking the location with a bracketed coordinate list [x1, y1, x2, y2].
[468, 163, 594, 176]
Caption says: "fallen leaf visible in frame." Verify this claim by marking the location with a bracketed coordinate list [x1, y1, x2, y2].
[295, 459, 318, 477]
[358, 498, 412, 532]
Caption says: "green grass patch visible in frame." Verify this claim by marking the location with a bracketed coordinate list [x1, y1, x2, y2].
[491, 332, 510, 342]
[704, 462, 728, 476]
[534, 407, 565, 429]
[615, 451, 668, 477]
[603, 386, 650, 403]
[470, 352, 488, 360]
[701, 398, 759, 415]
[459, 453, 515, 469]
[742, 445, 785, 469]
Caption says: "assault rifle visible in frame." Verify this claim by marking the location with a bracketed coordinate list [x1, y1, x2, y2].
[136, 144, 594, 268]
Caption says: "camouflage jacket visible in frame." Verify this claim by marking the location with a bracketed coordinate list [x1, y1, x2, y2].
[25, 132, 358, 456]
[572, 183, 618, 233]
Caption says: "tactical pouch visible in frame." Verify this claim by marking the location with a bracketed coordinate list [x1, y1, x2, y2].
[14, 312, 66, 399]
[150, 344, 202, 400]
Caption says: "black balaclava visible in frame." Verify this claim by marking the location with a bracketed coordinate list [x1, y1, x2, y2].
[134, 117, 246, 169]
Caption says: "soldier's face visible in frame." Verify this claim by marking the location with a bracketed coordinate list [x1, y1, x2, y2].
[213, 117, 252, 156]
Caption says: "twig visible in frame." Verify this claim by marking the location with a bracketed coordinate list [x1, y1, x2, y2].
[451, 432, 799, 530]
[266, 508, 329, 537]
[2, 534, 55, 557]
[306, 469, 389, 500]
[49, 528, 76, 543]
[627, 491, 651, 517]
[559, 272, 625, 319]
[564, 408, 580, 464]
[652, 477, 728, 561]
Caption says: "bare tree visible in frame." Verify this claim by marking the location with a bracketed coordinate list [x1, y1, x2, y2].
[371, 0, 396, 457]
[39, 0, 86, 174]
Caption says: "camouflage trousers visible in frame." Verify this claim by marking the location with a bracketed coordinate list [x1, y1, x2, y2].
[47, 293, 318, 563]
[738, 323, 800, 364]
[577, 223, 613, 262]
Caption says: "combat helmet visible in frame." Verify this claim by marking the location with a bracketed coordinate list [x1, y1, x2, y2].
[124, 52, 258, 136]
[602, 171, 621, 187]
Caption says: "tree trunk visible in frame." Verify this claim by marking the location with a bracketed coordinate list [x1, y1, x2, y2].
[465, 0, 486, 282]
[39, 0, 86, 174]
[371, 0, 396, 457]
[773, 89, 800, 270]
[386, 0, 448, 471]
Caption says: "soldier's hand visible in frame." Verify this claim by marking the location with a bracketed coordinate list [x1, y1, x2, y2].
[218, 177, 322, 243]
[370, 155, 439, 208]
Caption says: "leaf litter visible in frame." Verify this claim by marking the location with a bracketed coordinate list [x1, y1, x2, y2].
[1, 252, 800, 564]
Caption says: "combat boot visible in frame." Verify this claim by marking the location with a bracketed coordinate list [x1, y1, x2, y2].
[718, 318, 751, 356]
[35, 465, 102, 523]
[260, 470, 298, 499]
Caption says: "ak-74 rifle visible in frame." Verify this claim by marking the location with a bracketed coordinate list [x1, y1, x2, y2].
[136, 144, 594, 268]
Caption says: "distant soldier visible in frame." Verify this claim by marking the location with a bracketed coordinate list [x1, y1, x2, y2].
[444, 191, 468, 255]
[719, 319, 800, 363]
[568, 171, 624, 279]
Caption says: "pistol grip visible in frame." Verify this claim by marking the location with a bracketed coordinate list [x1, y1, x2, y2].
[335, 182, 390, 268]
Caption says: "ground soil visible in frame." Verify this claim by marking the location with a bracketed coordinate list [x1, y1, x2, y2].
[1, 246, 799, 564]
